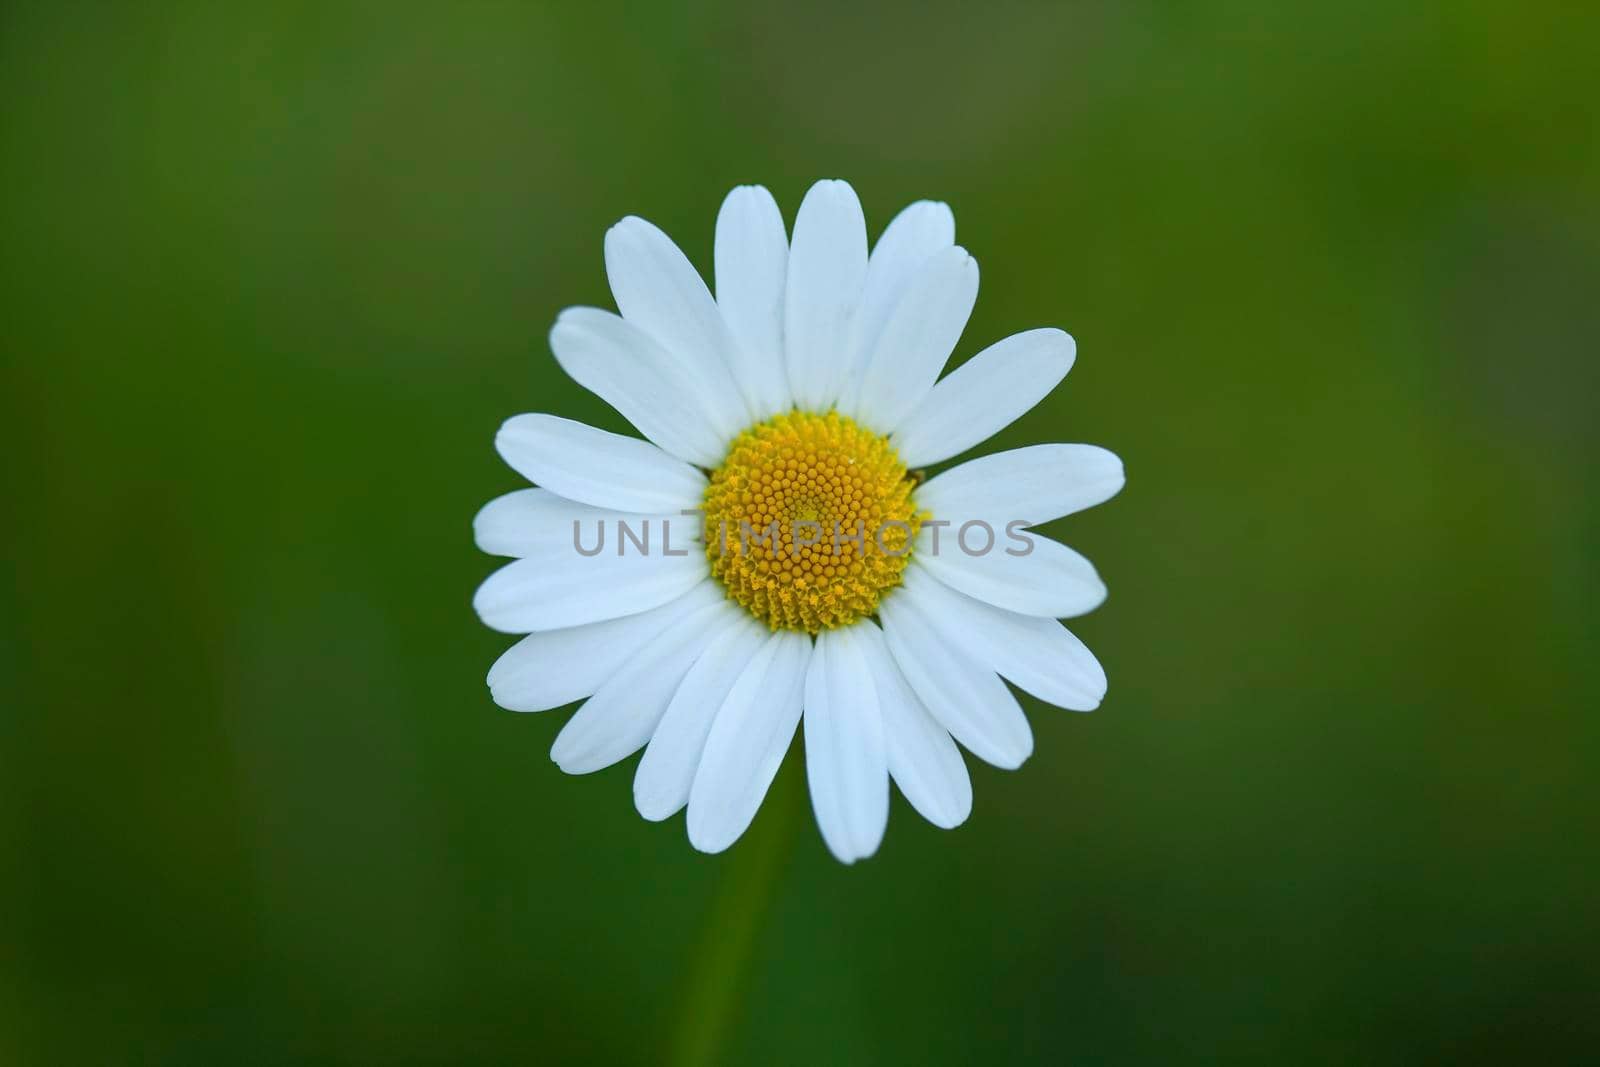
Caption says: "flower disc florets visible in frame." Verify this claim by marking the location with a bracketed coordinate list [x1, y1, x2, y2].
[702, 411, 923, 632]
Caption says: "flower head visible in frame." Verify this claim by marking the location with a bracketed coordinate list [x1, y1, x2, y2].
[474, 180, 1124, 862]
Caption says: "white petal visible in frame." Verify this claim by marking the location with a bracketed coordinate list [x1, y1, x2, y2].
[687, 630, 812, 854]
[883, 598, 1030, 771]
[633, 614, 768, 821]
[602, 218, 752, 436]
[879, 593, 1033, 769]
[855, 622, 971, 829]
[714, 185, 792, 418]
[495, 413, 705, 514]
[851, 245, 979, 432]
[900, 566, 1106, 711]
[784, 179, 867, 410]
[487, 581, 721, 711]
[915, 444, 1125, 531]
[803, 627, 889, 864]
[550, 599, 744, 774]
[473, 538, 706, 634]
[550, 308, 736, 466]
[848, 200, 956, 382]
[892, 328, 1076, 467]
[473, 488, 678, 559]
[915, 528, 1107, 619]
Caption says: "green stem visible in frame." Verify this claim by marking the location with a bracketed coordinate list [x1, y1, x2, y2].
[669, 761, 804, 1067]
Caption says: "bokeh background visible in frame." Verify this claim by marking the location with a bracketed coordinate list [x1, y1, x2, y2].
[3, 2, 1597, 1063]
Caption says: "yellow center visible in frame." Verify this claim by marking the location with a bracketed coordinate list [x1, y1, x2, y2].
[702, 411, 924, 632]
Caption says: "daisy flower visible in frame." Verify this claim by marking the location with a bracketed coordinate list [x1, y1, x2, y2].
[474, 180, 1123, 863]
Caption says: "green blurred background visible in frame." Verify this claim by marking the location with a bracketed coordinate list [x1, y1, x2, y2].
[4, 2, 1597, 1063]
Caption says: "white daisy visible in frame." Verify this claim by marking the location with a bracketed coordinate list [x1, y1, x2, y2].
[474, 179, 1124, 863]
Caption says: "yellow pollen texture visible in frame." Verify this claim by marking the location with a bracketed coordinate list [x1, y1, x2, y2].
[702, 411, 924, 633]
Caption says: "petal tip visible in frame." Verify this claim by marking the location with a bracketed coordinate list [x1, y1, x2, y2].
[606, 214, 648, 235]
[1058, 332, 1079, 374]
[633, 791, 677, 824]
[687, 826, 731, 855]
[923, 801, 971, 831]
[804, 177, 862, 208]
